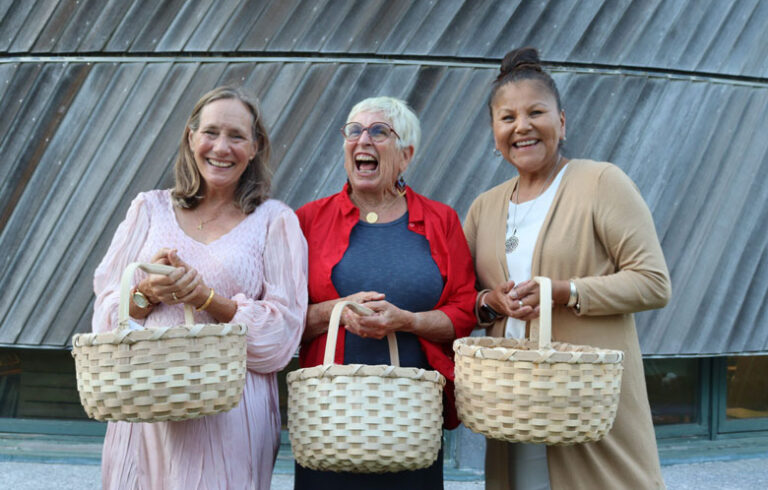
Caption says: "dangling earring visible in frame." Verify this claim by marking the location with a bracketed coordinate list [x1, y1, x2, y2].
[493, 148, 501, 157]
[395, 174, 407, 197]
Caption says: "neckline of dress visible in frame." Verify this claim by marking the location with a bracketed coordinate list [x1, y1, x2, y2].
[165, 191, 259, 246]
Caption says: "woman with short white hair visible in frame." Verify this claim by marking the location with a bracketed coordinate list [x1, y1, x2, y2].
[294, 96, 477, 489]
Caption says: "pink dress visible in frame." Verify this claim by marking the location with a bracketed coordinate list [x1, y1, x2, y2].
[92, 189, 307, 490]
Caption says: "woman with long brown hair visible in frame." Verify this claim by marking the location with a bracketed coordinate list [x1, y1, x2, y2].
[92, 86, 307, 489]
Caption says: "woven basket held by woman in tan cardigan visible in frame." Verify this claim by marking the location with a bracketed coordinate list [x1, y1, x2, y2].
[463, 47, 671, 490]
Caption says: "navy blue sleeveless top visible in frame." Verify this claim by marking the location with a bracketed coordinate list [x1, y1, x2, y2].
[332, 213, 444, 368]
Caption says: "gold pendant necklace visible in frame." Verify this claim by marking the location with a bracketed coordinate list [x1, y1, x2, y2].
[365, 212, 379, 223]
[352, 194, 401, 224]
[198, 215, 219, 230]
[196, 207, 228, 230]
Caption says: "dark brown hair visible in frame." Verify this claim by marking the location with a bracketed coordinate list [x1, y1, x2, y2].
[171, 86, 271, 214]
[488, 47, 562, 117]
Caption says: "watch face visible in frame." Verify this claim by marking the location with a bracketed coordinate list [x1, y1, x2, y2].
[481, 304, 498, 321]
[132, 290, 150, 308]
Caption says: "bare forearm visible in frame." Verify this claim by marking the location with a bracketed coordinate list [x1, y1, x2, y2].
[402, 310, 455, 344]
[303, 301, 335, 342]
[552, 279, 571, 306]
[195, 289, 237, 324]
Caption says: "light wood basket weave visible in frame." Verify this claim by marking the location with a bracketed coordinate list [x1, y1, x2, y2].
[71, 262, 247, 422]
[454, 277, 624, 445]
[287, 301, 446, 473]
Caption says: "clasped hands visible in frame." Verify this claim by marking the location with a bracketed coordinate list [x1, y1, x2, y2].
[137, 248, 209, 308]
[485, 279, 541, 322]
[338, 291, 408, 340]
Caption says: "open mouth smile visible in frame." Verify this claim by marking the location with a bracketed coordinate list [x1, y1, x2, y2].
[207, 158, 234, 168]
[513, 139, 538, 148]
[355, 154, 378, 174]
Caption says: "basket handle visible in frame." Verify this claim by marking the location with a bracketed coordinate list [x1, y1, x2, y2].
[529, 276, 552, 350]
[323, 300, 400, 367]
[118, 262, 195, 329]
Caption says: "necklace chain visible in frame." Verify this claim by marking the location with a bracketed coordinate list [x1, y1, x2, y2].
[196, 205, 230, 230]
[352, 193, 402, 224]
[505, 155, 563, 253]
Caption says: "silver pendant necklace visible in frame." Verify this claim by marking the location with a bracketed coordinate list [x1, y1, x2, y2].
[505, 155, 563, 253]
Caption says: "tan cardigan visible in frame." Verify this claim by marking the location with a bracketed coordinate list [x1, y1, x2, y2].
[464, 159, 671, 490]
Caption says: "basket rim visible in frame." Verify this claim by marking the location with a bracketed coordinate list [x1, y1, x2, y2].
[453, 336, 624, 364]
[72, 323, 247, 347]
[287, 363, 446, 385]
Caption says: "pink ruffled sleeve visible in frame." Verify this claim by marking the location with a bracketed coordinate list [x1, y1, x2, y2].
[231, 208, 308, 374]
[92, 194, 151, 334]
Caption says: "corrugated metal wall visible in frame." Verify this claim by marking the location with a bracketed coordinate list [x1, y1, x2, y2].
[0, 0, 766, 356]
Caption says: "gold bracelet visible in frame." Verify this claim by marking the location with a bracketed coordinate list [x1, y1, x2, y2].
[196, 288, 215, 311]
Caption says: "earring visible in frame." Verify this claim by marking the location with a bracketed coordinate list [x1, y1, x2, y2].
[493, 148, 501, 157]
[395, 174, 407, 197]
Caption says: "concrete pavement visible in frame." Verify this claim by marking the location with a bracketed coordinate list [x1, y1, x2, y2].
[1, 457, 767, 489]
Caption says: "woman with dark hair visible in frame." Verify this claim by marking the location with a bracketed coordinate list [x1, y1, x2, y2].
[92, 86, 307, 490]
[294, 96, 476, 489]
[464, 48, 671, 489]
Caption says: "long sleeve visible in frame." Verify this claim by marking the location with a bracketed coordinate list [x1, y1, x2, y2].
[233, 208, 308, 373]
[574, 164, 672, 315]
[92, 194, 151, 334]
[435, 209, 477, 338]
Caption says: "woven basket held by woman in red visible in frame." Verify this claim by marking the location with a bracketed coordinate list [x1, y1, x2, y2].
[463, 47, 671, 490]
[294, 96, 477, 489]
[91, 86, 307, 490]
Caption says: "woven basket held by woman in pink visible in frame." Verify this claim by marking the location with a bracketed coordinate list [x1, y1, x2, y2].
[92, 86, 307, 490]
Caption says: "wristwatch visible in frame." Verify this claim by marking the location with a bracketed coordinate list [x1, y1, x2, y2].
[479, 294, 500, 322]
[131, 287, 154, 309]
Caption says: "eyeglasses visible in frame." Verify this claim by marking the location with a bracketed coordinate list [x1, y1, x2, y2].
[340, 122, 400, 142]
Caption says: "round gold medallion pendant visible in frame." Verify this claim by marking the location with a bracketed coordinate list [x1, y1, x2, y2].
[365, 212, 379, 223]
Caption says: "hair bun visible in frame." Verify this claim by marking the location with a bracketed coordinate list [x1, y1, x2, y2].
[498, 47, 542, 80]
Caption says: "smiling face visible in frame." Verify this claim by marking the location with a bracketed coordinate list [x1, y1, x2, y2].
[187, 98, 258, 196]
[491, 79, 565, 177]
[343, 110, 413, 199]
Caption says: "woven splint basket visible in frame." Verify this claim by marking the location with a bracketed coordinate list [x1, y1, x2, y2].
[287, 301, 445, 473]
[72, 262, 247, 422]
[454, 277, 624, 445]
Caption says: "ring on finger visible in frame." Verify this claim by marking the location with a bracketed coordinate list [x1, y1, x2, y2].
[518, 300, 524, 308]
[172, 291, 178, 301]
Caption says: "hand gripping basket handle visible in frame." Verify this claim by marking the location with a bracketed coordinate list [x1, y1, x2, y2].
[529, 276, 552, 350]
[323, 301, 400, 367]
[118, 262, 195, 328]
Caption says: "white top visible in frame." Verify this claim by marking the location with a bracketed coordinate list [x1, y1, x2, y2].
[505, 164, 567, 338]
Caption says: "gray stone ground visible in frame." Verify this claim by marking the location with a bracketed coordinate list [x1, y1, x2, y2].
[1, 457, 767, 489]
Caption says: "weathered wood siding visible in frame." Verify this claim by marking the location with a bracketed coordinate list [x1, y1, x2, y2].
[0, 0, 767, 355]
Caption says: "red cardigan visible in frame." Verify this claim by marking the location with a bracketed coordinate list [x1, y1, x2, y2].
[295, 184, 477, 429]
